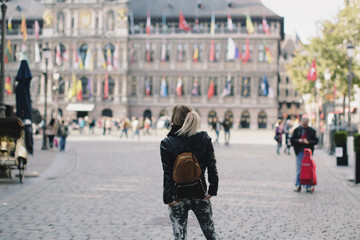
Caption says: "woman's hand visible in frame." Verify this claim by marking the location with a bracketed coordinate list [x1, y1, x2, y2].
[168, 201, 180, 207]
[203, 194, 212, 201]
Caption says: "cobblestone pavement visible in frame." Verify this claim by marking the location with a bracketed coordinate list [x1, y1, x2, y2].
[0, 130, 359, 239]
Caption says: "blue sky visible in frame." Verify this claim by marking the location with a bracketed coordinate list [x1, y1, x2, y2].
[261, 0, 344, 43]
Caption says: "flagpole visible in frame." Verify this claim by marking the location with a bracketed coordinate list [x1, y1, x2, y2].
[0, 0, 8, 118]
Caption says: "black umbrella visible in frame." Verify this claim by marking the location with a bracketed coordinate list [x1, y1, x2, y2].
[15, 60, 33, 154]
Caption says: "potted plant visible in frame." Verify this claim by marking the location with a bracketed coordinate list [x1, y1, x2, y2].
[354, 134, 360, 183]
[333, 131, 348, 166]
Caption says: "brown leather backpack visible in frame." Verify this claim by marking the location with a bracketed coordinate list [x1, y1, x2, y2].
[172, 152, 205, 199]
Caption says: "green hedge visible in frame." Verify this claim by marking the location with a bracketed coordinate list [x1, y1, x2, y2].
[333, 131, 348, 145]
[354, 134, 360, 153]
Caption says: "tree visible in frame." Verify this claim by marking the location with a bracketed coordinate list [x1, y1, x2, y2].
[287, 0, 360, 100]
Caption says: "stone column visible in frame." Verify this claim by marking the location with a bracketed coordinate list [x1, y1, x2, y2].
[113, 74, 120, 103]
[121, 75, 127, 102]
[96, 75, 102, 102]
[74, 10, 78, 35]
[64, 74, 70, 103]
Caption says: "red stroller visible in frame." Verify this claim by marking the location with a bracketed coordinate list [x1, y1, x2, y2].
[299, 148, 317, 192]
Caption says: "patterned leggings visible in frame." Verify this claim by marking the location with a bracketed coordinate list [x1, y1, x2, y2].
[169, 198, 218, 240]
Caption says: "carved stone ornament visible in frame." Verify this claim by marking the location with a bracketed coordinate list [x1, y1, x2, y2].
[117, 8, 128, 23]
[79, 10, 92, 28]
[43, 10, 53, 27]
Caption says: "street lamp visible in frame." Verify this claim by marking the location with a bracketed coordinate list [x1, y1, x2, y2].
[346, 41, 354, 132]
[0, 0, 9, 118]
[41, 47, 51, 150]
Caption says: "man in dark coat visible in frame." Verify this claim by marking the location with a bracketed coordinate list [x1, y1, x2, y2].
[290, 117, 319, 192]
[222, 115, 232, 145]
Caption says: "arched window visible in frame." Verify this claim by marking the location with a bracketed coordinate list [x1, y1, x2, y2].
[240, 111, 250, 128]
[103, 43, 115, 67]
[208, 110, 217, 125]
[102, 108, 113, 117]
[106, 10, 115, 31]
[241, 77, 251, 97]
[103, 75, 115, 99]
[143, 109, 152, 119]
[258, 111, 267, 129]
[79, 44, 88, 66]
[80, 76, 88, 98]
[57, 12, 65, 33]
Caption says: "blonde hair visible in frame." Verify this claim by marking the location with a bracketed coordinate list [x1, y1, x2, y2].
[171, 105, 201, 137]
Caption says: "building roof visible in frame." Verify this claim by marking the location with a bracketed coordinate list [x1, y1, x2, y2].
[5, 0, 44, 20]
[130, 0, 282, 19]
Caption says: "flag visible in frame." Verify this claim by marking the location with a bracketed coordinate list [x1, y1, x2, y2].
[210, 14, 215, 36]
[77, 49, 84, 69]
[227, 13, 233, 32]
[87, 76, 92, 99]
[106, 47, 113, 70]
[192, 78, 198, 96]
[104, 73, 109, 99]
[62, 51, 69, 69]
[161, 43, 166, 62]
[146, 10, 151, 35]
[56, 44, 62, 66]
[209, 40, 215, 62]
[76, 79, 83, 101]
[68, 74, 77, 100]
[207, 80, 215, 99]
[307, 59, 317, 81]
[160, 76, 168, 97]
[34, 20, 40, 39]
[7, 17, 12, 32]
[5, 40, 12, 63]
[262, 75, 269, 96]
[264, 45, 273, 63]
[242, 38, 250, 63]
[130, 11, 135, 34]
[99, 46, 107, 69]
[179, 11, 191, 31]
[176, 76, 182, 97]
[5, 76, 12, 94]
[195, 18, 200, 32]
[113, 47, 119, 70]
[262, 15, 270, 35]
[246, 15, 254, 34]
[221, 75, 232, 97]
[84, 48, 93, 71]
[146, 42, 151, 63]
[193, 46, 199, 62]
[227, 38, 236, 61]
[235, 47, 242, 60]
[21, 15, 27, 42]
[145, 77, 151, 96]
[73, 48, 79, 69]
[34, 42, 41, 63]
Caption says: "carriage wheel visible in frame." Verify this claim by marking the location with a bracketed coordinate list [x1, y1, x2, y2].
[18, 157, 25, 183]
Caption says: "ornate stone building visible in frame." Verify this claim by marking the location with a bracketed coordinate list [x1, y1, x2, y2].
[3, 0, 285, 129]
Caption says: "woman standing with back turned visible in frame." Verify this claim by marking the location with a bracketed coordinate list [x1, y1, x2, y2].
[160, 105, 219, 240]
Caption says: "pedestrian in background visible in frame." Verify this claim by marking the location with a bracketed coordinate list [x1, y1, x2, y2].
[89, 117, 96, 135]
[283, 119, 292, 155]
[160, 105, 219, 240]
[46, 118, 57, 149]
[275, 119, 283, 155]
[222, 115, 232, 145]
[120, 118, 129, 139]
[290, 117, 319, 192]
[57, 120, 69, 152]
[212, 117, 221, 145]
[78, 117, 85, 134]
[131, 117, 140, 140]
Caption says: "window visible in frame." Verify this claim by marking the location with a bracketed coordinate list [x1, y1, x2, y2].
[257, 23, 263, 34]
[130, 43, 140, 64]
[79, 44, 88, 65]
[58, 76, 65, 95]
[80, 76, 89, 98]
[103, 76, 115, 99]
[223, 76, 234, 96]
[161, 43, 171, 62]
[240, 111, 250, 128]
[192, 77, 201, 96]
[285, 89, 289, 97]
[258, 77, 267, 97]
[106, 11, 115, 31]
[193, 43, 203, 62]
[241, 77, 251, 97]
[214, 43, 220, 62]
[103, 43, 115, 67]
[57, 12, 65, 33]
[144, 76, 153, 96]
[242, 42, 253, 62]
[258, 44, 266, 62]
[177, 43, 186, 62]
[145, 43, 155, 63]
[54, 44, 66, 66]
[286, 77, 290, 84]
[131, 76, 137, 96]
[258, 111, 267, 129]
[287, 103, 292, 109]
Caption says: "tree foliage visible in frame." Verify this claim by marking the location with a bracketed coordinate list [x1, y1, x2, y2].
[287, 0, 360, 99]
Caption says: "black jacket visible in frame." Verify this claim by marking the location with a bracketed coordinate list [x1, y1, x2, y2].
[160, 125, 219, 204]
[290, 126, 319, 155]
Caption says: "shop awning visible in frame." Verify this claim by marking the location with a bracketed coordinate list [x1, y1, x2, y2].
[66, 103, 95, 112]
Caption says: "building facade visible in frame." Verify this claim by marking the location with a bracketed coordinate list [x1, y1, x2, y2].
[3, 0, 285, 129]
